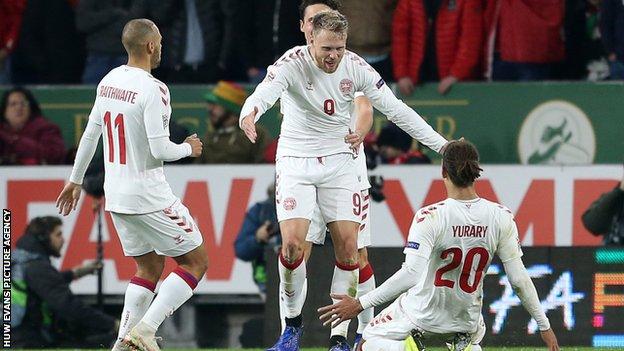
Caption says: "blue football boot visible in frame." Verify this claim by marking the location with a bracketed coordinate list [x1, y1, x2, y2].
[266, 326, 304, 351]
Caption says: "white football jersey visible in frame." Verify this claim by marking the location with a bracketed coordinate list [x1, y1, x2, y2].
[88, 65, 177, 214]
[240, 45, 446, 159]
[402, 197, 523, 334]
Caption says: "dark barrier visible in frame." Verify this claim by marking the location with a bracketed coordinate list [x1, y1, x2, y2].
[265, 245, 624, 347]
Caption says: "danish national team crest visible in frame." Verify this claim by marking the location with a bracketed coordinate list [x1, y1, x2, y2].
[339, 78, 354, 95]
[283, 197, 297, 211]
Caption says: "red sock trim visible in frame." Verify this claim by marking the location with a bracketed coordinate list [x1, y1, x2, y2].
[359, 263, 374, 284]
[335, 261, 359, 271]
[130, 276, 157, 292]
[173, 267, 199, 290]
[279, 252, 304, 270]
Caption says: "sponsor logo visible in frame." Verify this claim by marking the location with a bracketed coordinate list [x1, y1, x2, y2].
[518, 100, 595, 165]
[376, 78, 385, 89]
[406, 241, 420, 250]
[306, 81, 314, 91]
[283, 197, 297, 211]
[340, 78, 354, 95]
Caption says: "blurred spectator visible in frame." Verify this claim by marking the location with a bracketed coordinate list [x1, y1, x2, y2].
[581, 171, 624, 245]
[562, 0, 589, 79]
[392, 0, 483, 95]
[10, 0, 84, 84]
[76, 0, 149, 84]
[11, 216, 118, 348]
[586, 0, 610, 80]
[149, 0, 223, 83]
[0, 87, 66, 165]
[342, 0, 398, 82]
[199, 81, 267, 164]
[376, 122, 431, 164]
[0, 0, 26, 84]
[485, 0, 565, 81]
[234, 183, 280, 296]
[600, 0, 624, 79]
[238, 0, 276, 84]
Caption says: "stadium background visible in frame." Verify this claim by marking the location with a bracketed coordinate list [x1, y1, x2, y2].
[1, 81, 624, 348]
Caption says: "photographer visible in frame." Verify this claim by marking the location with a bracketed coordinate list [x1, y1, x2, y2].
[582, 171, 624, 245]
[11, 216, 118, 348]
[234, 183, 281, 296]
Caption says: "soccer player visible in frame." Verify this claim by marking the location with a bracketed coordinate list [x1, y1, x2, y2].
[296, 1, 377, 350]
[56, 19, 207, 351]
[318, 139, 560, 351]
[240, 10, 448, 351]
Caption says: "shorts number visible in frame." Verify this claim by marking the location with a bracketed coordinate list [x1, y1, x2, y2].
[323, 99, 335, 115]
[103, 111, 126, 164]
[434, 247, 489, 293]
[352, 193, 361, 216]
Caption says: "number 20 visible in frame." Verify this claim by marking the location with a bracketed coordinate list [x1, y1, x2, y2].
[434, 247, 489, 293]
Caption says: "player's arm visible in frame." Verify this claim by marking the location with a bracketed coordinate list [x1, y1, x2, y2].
[345, 93, 373, 150]
[57, 106, 102, 216]
[318, 210, 435, 327]
[498, 213, 560, 351]
[144, 84, 195, 161]
[358, 67, 448, 153]
[239, 59, 291, 142]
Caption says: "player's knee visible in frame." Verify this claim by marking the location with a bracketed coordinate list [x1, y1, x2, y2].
[136, 263, 163, 282]
[281, 236, 304, 261]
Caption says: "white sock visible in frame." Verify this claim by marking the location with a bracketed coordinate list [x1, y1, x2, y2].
[330, 262, 359, 338]
[357, 265, 376, 334]
[140, 267, 197, 331]
[472, 344, 482, 351]
[280, 276, 307, 332]
[362, 338, 405, 351]
[279, 252, 307, 319]
[116, 277, 156, 342]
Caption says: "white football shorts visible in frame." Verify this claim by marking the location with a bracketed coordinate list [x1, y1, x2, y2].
[275, 153, 361, 224]
[110, 199, 203, 257]
[306, 188, 371, 249]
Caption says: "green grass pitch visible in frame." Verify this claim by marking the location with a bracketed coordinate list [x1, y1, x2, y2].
[22, 348, 619, 351]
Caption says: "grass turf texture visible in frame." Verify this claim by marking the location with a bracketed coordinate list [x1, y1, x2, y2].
[18, 348, 619, 351]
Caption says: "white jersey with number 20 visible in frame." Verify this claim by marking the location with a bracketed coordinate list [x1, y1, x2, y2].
[89, 65, 177, 214]
[402, 198, 523, 334]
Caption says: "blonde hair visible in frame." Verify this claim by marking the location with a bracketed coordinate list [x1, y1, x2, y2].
[312, 10, 348, 38]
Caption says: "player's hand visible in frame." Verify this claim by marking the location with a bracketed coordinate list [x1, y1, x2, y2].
[318, 293, 362, 328]
[397, 77, 414, 96]
[344, 129, 364, 153]
[437, 76, 457, 95]
[184, 133, 203, 157]
[56, 182, 82, 216]
[539, 328, 559, 351]
[241, 107, 258, 143]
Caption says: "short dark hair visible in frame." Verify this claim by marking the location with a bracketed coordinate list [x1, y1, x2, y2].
[25, 216, 62, 243]
[442, 139, 483, 188]
[299, 0, 341, 20]
[1, 86, 43, 124]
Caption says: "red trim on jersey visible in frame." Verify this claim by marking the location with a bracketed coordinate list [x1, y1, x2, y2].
[335, 261, 359, 271]
[359, 263, 374, 283]
[130, 276, 156, 292]
[173, 267, 199, 289]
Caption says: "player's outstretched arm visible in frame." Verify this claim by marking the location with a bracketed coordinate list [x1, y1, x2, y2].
[503, 257, 560, 351]
[344, 95, 373, 151]
[57, 119, 102, 216]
